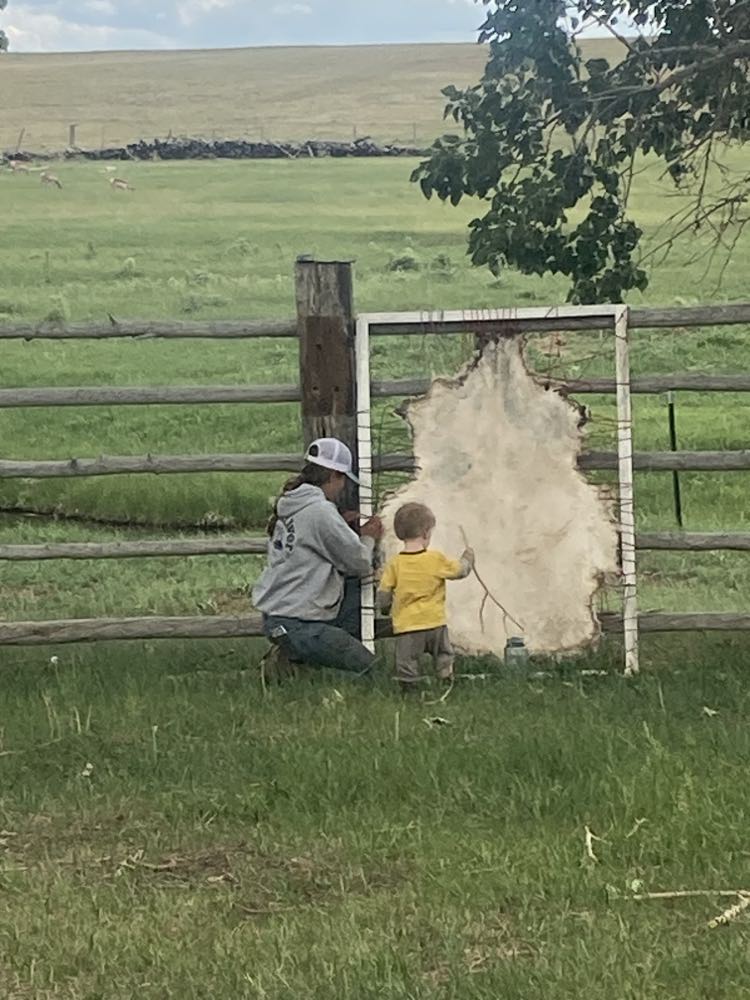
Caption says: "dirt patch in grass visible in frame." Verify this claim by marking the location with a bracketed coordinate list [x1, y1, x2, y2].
[424, 914, 536, 985]
[107, 843, 412, 911]
[3, 824, 412, 913]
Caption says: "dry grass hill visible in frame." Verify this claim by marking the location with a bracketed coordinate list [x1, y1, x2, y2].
[3, 39, 622, 151]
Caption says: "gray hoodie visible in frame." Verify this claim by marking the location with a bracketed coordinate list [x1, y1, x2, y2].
[252, 484, 374, 621]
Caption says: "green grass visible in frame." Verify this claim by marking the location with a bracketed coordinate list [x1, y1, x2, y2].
[2, 145, 750, 998]
[1, 155, 749, 618]
[3, 643, 750, 998]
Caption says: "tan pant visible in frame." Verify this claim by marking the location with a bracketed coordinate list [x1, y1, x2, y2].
[395, 626, 454, 683]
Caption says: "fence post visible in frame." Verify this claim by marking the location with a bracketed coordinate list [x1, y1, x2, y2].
[69, 123, 78, 147]
[294, 256, 358, 492]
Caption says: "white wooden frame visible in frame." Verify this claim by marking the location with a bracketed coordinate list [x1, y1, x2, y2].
[355, 315, 377, 655]
[355, 306, 638, 676]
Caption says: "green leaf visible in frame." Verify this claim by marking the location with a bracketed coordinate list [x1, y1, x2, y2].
[585, 58, 610, 78]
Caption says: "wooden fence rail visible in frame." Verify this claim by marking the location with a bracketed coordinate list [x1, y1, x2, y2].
[0, 614, 266, 645]
[598, 613, 750, 633]
[636, 533, 750, 552]
[0, 270, 747, 647]
[0, 319, 298, 340]
[0, 450, 748, 479]
[3, 302, 750, 341]
[374, 374, 750, 398]
[1, 374, 749, 409]
[0, 538, 268, 561]
[0, 385, 302, 407]
[0, 611, 748, 646]
[541, 375, 750, 395]
[580, 450, 750, 472]
[367, 303, 750, 335]
[0, 532, 746, 562]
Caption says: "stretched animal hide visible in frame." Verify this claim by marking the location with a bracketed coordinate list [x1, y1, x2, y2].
[379, 339, 618, 656]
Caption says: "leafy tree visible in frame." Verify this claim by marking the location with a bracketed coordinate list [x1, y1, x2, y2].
[0, 0, 8, 53]
[412, 1, 750, 302]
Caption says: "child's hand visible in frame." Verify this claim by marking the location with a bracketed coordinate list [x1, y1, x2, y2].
[461, 547, 475, 568]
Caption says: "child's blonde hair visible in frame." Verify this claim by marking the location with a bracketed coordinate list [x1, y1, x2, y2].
[393, 502, 436, 541]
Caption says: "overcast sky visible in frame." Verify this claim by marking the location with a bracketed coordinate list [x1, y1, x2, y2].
[4, 0, 485, 52]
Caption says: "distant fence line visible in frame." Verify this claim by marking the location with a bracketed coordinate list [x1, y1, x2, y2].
[3, 135, 425, 164]
[6, 121, 432, 156]
[0, 263, 749, 645]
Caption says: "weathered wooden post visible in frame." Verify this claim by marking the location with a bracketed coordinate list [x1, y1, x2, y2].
[294, 257, 358, 506]
[295, 258, 357, 448]
[69, 123, 78, 147]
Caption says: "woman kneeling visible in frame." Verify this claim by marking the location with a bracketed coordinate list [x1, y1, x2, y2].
[253, 437, 383, 675]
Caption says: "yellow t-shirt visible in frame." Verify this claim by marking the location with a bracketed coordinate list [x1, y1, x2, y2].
[379, 550, 463, 634]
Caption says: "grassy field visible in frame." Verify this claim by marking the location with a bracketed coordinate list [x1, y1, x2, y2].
[1, 39, 623, 151]
[1, 121, 750, 994]
[1, 154, 749, 621]
[4, 643, 750, 998]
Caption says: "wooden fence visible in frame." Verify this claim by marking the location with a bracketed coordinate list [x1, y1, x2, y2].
[0, 259, 749, 646]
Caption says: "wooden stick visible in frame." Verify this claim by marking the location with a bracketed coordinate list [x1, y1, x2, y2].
[633, 889, 750, 901]
[459, 526, 524, 635]
[584, 825, 602, 863]
[708, 894, 750, 928]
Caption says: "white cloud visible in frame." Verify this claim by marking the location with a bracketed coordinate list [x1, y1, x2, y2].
[176, 0, 237, 27]
[7, 6, 175, 51]
[85, 0, 116, 14]
[272, 2, 313, 13]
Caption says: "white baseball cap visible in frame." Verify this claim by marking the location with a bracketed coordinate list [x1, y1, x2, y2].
[305, 437, 359, 484]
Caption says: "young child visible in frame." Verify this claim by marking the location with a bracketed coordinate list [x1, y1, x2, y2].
[378, 502, 474, 688]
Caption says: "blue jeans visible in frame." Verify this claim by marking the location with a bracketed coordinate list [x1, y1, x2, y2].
[263, 579, 375, 676]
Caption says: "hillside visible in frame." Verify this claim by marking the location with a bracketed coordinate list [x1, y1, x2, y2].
[3, 40, 623, 151]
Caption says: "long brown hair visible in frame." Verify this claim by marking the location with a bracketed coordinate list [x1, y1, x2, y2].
[266, 462, 335, 537]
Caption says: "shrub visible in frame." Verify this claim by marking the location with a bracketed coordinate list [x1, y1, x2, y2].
[44, 294, 71, 324]
[115, 257, 141, 279]
[387, 250, 420, 272]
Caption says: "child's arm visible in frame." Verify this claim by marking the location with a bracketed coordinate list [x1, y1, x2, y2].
[377, 559, 397, 615]
[436, 549, 475, 581]
[377, 590, 394, 615]
[457, 548, 475, 579]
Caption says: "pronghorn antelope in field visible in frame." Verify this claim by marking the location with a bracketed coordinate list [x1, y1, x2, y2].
[7, 159, 31, 173]
[110, 177, 134, 191]
[40, 171, 63, 189]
